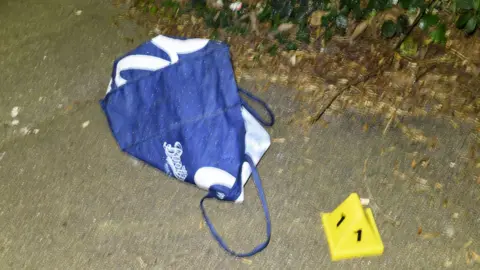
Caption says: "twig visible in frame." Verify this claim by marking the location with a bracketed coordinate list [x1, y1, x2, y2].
[310, 56, 393, 124]
[383, 110, 396, 136]
[394, 0, 439, 50]
[249, 11, 259, 35]
[310, 73, 372, 123]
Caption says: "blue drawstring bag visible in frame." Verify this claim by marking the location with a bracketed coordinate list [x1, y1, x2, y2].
[100, 35, 275, 257]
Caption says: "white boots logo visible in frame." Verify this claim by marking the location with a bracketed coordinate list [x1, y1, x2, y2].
[163, 142, 188, 181]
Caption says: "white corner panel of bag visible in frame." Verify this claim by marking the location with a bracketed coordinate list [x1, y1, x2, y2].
[106, 35, 209, 94]
[150, 35, 209, 57]
[194, 107, 271, 203]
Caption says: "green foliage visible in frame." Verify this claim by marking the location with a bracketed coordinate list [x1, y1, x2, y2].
[454, 0, 480, 34]
[382, 20, 397, 38]
[419, 13, 439, 30]
[173, 0, 479, 52]
[430, 23, 447, 44]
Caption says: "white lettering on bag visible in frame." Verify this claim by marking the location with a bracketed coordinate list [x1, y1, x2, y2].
[163, 141, 188, 181]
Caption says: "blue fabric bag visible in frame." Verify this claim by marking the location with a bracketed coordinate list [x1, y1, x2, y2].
[100, 35, 275, 257]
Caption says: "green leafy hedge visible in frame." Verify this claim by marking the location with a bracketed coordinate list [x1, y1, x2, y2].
[140, 0, 479, 49]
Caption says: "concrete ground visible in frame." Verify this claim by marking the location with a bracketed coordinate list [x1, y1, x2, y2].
[0, 0, 479, 269]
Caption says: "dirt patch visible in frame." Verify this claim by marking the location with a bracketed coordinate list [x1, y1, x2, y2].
[112, 0, 480, 129]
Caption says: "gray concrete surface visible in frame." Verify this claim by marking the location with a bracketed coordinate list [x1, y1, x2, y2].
[0, 0, 479, 269]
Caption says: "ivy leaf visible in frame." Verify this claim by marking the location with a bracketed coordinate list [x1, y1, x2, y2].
[455, 0, 474, 10]
[341, 0, 361, 10]
[293, 6, 310, 24]
[456, 12, 473, 28]
[419, 14, 439, 30]
[464, 16, 478, 34]
[399, 0, 413, 9]
[271, 0, 294, 20]
[411, 0, 427, 9]
[321, 12, 336, 27]
[382, 20, 397, 38]
[312, 0, 330, 10]
[429, 23, 447, 44]
[369, 0, 392, 10]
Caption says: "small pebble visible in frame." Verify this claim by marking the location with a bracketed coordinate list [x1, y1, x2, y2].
[449, 162, 456, 168]
[418, 177, 428, 185]
[20, 127, 30, 135]
[444, 225, 455, 238]
[452, 213, 459, 219]
[11, 106, 20, 118]
[82, 121, 90, 128]
[75, 10, 82, 16]
[130, 158, 141, 167]
[360, 198, 370, 206]
[11, 119, 19, 126]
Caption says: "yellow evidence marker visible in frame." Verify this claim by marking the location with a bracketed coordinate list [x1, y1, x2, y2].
[321, 193, 384, 261]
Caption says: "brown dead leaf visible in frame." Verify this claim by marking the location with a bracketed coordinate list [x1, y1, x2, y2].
[350, 20, 369, 42]
[363, 123, 369, 132]
[472, 251, 479, 263]
[417, 227, 423, 235]
[434, 183, 443, 190]
[420, 158, 430, 168]
[411, 159, 417, 169]
[466, 250, 480, 265]
[64, 104, 74, 112]
[476, 175, 480, 185]
[277, 23, 295, 33]
[379, 7, 405, 23]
